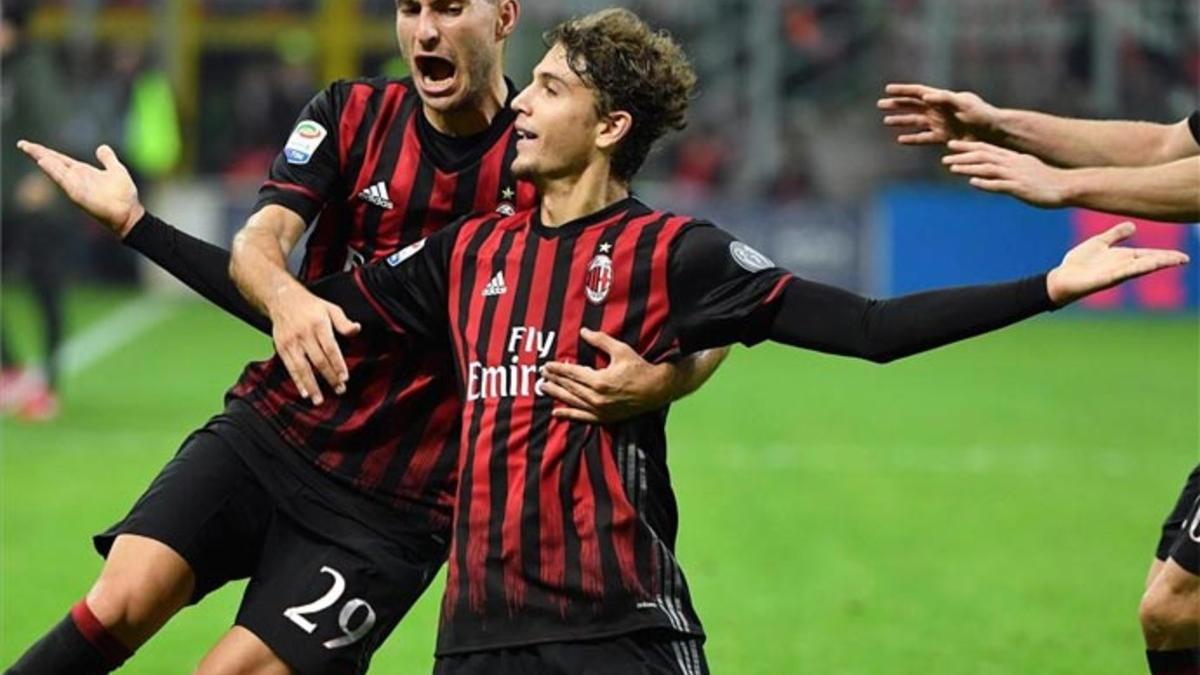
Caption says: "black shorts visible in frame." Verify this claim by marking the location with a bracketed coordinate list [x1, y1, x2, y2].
[433, 630, 709, 675]
[1154, 464, 1200, 575]
[94, 411, 447, 674]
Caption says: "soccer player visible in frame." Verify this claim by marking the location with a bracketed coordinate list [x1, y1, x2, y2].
[879, 83, 1200, 675]
[31, 9, 1189, 672]
[254, 10, 1182, 672]
[9, 1, 723, 672]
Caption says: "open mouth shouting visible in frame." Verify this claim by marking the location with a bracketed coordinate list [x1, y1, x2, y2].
[414, 54, 459, 97]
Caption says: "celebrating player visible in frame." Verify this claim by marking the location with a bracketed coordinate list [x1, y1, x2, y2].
[878, 82, 1200, 675]
[182, 9, 1180, 672]
[9, 1, 724, 673]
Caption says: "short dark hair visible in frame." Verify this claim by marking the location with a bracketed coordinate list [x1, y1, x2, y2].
[544, 9, 696, 183]
[2, 0, 33, 30]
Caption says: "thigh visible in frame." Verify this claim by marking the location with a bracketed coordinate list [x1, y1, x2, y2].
[235, 512, 441, 675]
[197, 626, 295, 675]
[93, 420, 276, 603]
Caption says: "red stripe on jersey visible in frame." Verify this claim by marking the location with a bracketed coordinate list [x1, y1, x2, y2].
[339, 82, 378, 170]
[462, 225, 523, 612]
[397, 382, 459, 497]
[355, 84, 408, 199]
[591, 213, 661, 594]
[538, 414, 569, 614]
[572, 436, 603, 599]
[377, 114, 423, 252]
[421, 169, 460, 240]
[763, 274, 794, 305]
[499, 235, 556, 612]
[516, 182, 538, 211]
[262, 180, 321, 202]
[352, 267, 408, 335]
[596, 429, 642, 593]
[447, 215, 501, 375]
[472, 127, 514, 213]
[641, 216, 692, 350]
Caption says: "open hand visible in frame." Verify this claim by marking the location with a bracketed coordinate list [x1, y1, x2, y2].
[1046, 223, 1189, 306]
[17, 140, 143, 238]
[878, 83, 1000, 146]
[942, 140, 1068, 207]
[541, 328, 677, 424]
[270, 284, 361, 406]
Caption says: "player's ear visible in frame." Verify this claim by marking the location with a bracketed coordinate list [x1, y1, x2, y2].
[595, 110, 633, 154]
[495, 0, 519, 42]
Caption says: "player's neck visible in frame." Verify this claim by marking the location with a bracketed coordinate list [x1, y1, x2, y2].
[537, 166, 629, 228]
[422, 71, 509, 137]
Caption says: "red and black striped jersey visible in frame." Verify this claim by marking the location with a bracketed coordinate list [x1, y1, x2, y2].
[227, 77, 537, 528]
[354, 197, 792, 653]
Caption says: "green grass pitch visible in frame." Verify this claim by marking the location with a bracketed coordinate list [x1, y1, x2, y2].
[1, 287, 1196, 674]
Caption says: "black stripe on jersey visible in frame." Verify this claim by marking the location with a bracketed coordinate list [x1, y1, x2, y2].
[302, 94, 421, 463]
[617, 215, 669, 590]
[449, 159, 484, 225]
[451, 218, 503, 615]
[518, 236, 575, 606]
[479, 226, 523, 617]
[370, 353, 452, 494]
[392, 140, 440, 252]
[577, 219, 636, 602]
[362, 95, 420, 259]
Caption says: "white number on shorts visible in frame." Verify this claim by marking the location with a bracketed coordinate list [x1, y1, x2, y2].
[282, 566, 378, 650]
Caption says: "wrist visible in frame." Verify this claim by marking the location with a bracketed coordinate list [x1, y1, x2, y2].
[1045, 267, 1071, 307]
[119, 203, 146, 240]
[265, 277, 307, 319]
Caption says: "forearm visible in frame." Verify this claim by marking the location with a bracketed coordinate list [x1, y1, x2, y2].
[668, 347, 730, 401]
[996, 109, 1179, 168]
[124, 213, 270, 334]
[768, 275, 1055, 363]
[1060, 158, 1200, 223]
[230, 210, 307, 317]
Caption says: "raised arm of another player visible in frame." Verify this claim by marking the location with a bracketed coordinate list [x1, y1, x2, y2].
[942, 141, 1200, 223]
[231, 83, 360, 405]
[667, 223, 1188, 361]
[17, 140, 268, 332]
[880, 83, 1200, 168]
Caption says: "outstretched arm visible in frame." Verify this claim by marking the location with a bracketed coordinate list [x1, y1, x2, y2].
[879, 83, 1199, 167]
[17, 140, 269, 333]
[764, 223, 1188, 360]
[942, 141, 1200, 223]
[669, 223, 1188, 360]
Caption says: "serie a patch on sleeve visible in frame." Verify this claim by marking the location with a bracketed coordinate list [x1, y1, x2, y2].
[387, 239, 426, 267]
[284, 120, 328, 165]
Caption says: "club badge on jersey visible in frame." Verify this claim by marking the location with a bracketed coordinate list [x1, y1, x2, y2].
[284, 120, 328, 165]
[730, 241, 775, 273]
[586, 244, 614, 305]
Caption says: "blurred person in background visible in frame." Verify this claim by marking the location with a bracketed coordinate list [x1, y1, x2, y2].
[878, 82, 1200, 675]
[0, 0, 69, 421]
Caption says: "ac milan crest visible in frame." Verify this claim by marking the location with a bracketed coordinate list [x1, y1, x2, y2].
[585, 253, 613, 305]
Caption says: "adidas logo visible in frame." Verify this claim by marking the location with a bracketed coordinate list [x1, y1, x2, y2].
[482, 271, 507, 297]
[357, 182, 394, 210]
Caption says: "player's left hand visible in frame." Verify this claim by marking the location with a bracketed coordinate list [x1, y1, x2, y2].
[1046, 222, 1189, 306]
[542, 328, 677, 424]
[942, 140, 1068, 207]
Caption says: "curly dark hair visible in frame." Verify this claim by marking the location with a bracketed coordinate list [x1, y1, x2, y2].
[544, 9, 697, 183]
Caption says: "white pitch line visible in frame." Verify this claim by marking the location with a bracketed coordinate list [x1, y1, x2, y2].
[59, 295, 178, 377]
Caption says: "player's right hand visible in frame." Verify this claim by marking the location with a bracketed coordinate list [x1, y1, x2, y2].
[269, 284, 361, 406]
[877, 83, 1000, 146]
[16, 141, 143, 238]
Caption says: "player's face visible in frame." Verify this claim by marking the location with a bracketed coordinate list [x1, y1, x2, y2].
[395, 0, 512, 113]
[510, 44, 606, 184]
